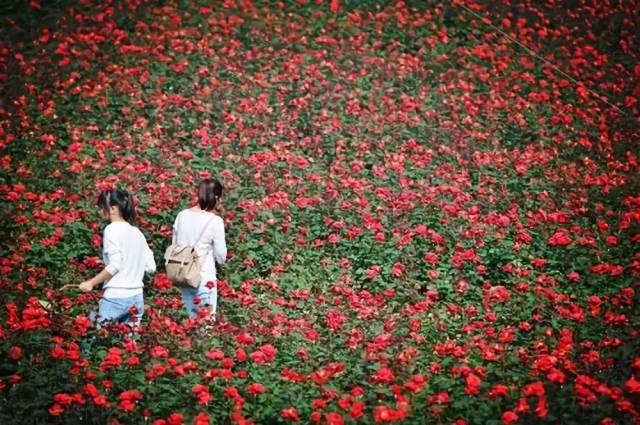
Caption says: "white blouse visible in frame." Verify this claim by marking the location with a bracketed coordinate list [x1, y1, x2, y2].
[172, 209, 227, 280]
[103, 221, 156, 298]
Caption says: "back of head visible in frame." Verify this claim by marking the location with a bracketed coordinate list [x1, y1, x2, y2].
[198, 178, 223, 211]
[97, 188, 137, 225]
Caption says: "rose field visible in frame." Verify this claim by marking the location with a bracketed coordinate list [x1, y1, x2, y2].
[1, 0, 640, 423]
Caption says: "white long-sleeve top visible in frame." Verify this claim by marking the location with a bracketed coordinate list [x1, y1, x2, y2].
[102, 221, 156, 298]
[172, 209, 227, 280]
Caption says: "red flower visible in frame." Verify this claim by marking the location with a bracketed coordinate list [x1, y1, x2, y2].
[93, 395, 108, 407]
[21, 297, 51, 330]
[531, 258, 546, 268]
[250, 344, 277, 364]
[119, 399, 136, 412]
[7, 345, 22, 361]
[547, 368, 566, 384]
[532, 355, 557, 372]
[523, 382, 545, 398]
[259, 344, 277, 360]
[166, 413, 184, 425]
[85, 383, 99, 398]
[424, 252, 438, 264]
[428, 391, 449, 405]
[404, 374, 427, 393]
[235, 348, 247, 362]
[366, 265, 381, 279]
[100, 348, 123, 371]
[73, 315, 92, 336]
[194, 412, 210, 425]
[372, 367, 395, 384]
[502, 411, 518, 424]
[118, 390, 142, 412]
[390, 262, 404, 277]
[465, 373, 482, 395]
[311, 369, 332, 385]
[250, 351, 267, 364]
[350, 401, 365, 419]
[535, 397, 548, 417]
[53, 393, 73, 406]
[192, 384, 212, 405]
[514, 397, 530, 413]
[567, 271, 581, 282]
[488, 384, 509, 398]
[373, 406, 404, 422]
[236, 332, 254, 345]
[49, 403, 64, 416]
[326, 412, 344, 425]
[247, 383, 266, 394]
[150, 346, 169, 358]
[281, 407, 300, 421]
[548, 229, 572, 246]
[625, 376, 640, 393]
[206, 349, 224, 360]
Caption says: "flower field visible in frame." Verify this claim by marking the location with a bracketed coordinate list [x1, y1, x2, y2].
[1, 0, 640, 423]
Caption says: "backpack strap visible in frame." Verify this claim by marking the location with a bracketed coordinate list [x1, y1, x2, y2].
[195, 214, 217, 247]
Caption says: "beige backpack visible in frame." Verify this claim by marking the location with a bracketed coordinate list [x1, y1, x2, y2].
[164, 216, 215, 289]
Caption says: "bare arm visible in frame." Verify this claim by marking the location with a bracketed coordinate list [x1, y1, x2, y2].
[79, 268, 112, 292]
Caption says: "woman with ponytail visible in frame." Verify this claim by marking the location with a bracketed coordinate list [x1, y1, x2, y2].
[78, 188, 156, 327]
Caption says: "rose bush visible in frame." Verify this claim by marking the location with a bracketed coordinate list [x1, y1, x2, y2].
[0, 0, 639, 423]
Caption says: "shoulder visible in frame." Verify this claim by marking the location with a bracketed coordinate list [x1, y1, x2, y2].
[104, 222, 129, 240]
[206, 212, 223, 223]
[176, 208, 197, 220]
[133, 225, 146, 238]
[174, 209, 187, 224]
[210, 213, 225, 229]
[103, 222, 118, 235]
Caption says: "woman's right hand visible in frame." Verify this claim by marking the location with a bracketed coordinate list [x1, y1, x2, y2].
[78, 280, 95, 293]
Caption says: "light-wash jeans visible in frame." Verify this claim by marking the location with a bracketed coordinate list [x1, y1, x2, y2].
[90, 294, 144, 327]
[181, 275, 217, 318]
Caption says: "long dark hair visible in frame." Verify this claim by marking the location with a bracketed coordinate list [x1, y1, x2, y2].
[198, 178, 223, 211]
[97, 188, 137, 225]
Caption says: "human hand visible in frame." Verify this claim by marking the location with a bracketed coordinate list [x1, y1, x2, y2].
[78, 280, 95, 293]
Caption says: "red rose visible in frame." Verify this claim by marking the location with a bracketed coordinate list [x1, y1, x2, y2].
[548, 229, 572, 246]
[194, 412, 210, 425]
[281, 407, 300, 421]
[502, 411, 518, 424]
[465, 373, 482, 395]
[372, 367, 395, 384]
[166, 413, 184, 425]
[523, 382, 545, 397]
[7, 345, 22, 361]
[247, 383, 266, 394]
[625, 376, 640, 393]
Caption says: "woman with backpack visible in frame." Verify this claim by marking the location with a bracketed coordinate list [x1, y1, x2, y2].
[168, 178, 227, 319]
[78, 188, 156, 327]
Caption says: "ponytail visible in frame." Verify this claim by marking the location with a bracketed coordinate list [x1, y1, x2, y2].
[97, 188, 137, 225]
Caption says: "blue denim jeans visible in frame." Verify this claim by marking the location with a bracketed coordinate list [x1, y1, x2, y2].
[181, 279, 216, 318]
[90, 294, 144, 326]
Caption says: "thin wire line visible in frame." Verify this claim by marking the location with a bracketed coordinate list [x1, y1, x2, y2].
[455, 2, 634, 120]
